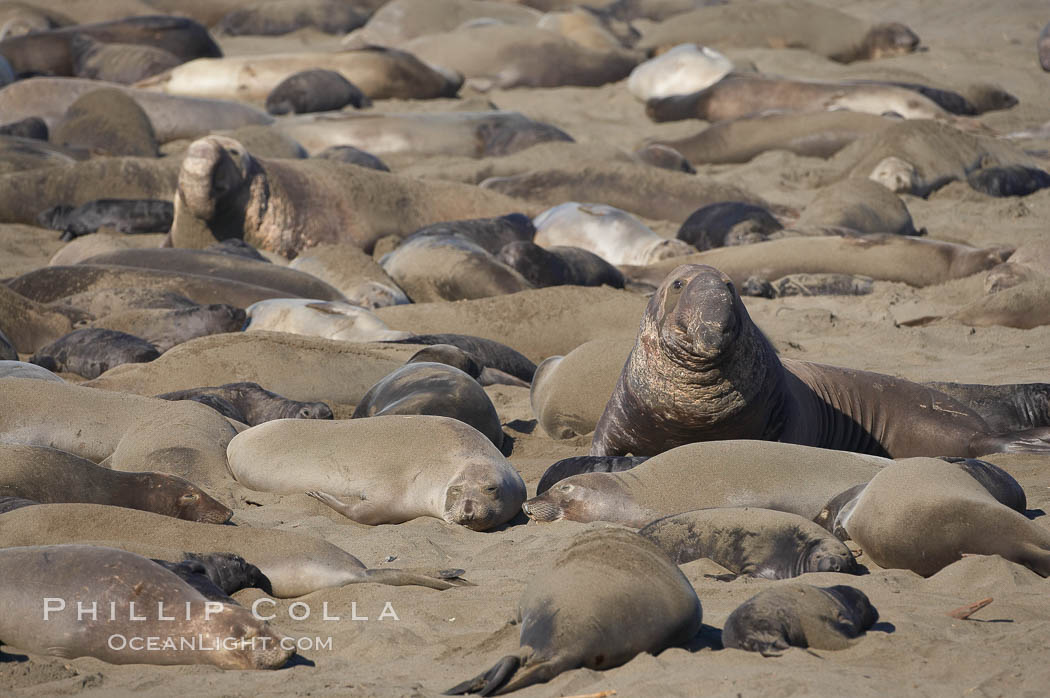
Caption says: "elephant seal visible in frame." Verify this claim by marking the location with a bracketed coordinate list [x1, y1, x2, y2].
[446, 528, 702, 696]
[676, 202, 783, 250]
[1040, 21, 1050, 71]
[798, 179, 920, 236]
[924, 382, 1050, 433]
[0, 504, 472, 596]
[344, 0, 541, 47]
[966, 165, 1050, 197]
[628, 43, 732, 102]
[0, 443, 231, 522]
[89, 304, 247, 353]
[770, 273, 874, 298]
[227, 415, 526, 530]
[497, 241, 627, 289]
[533, 202, 694, 266]
[0, 360, 63, 382]
[536, 455, 647, 495]
[315, 144, 389, 171]
[839, 458, 1050, 577]
[353, 362, 505, 449]
[523, 440, 888, 527]
[0, 284, 84, 354]
[591, 264, 1050, 458]
[70, 34, 182, 84]
[30, 328, 159, 379]
[0, 116, 48, 140]
[384, 333, 537, 383]
[158, 382, 333, 426]
[646, 74, 947, 123]
[51, 87, 158, 157]
[38, 199, 173, 241]
[633, 143, 695, 173]
[151, 552, 269, 602]
[0, 545, 294, 669]
[404, 213, 535, 256]
[217, 0, 367, 36]
[246, 298, 410, 342]
[0, 331, 16, 361]
[0, 495, 37, 513]
[722, 585, 878, 655]
[406, 345, 482, 380]
[265, 69, 370, 115]
[951, 277, 1050, 330]
[649, 110, 892, 165]
[639, 507, 857, 577]
[170, 135, 524, 256]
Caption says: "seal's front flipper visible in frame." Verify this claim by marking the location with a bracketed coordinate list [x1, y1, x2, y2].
[444, 655, 520, 695]
[305, 489, 385, 524]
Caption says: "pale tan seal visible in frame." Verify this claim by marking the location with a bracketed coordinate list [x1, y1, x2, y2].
[227, 415, 526, 530]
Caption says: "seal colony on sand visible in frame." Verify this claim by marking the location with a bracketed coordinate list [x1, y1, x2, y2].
[591, 264, 1050, 459]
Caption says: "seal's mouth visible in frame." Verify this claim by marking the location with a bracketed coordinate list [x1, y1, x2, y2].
[522, 496, 562, 522]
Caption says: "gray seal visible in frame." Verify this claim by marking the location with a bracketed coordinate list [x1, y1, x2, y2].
[30, 327, 159, 378]
[639, 507, 857, 578]
[445, 528, 702, 695]
[722, 585, 878, 655]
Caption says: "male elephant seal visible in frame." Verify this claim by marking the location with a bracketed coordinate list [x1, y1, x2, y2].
[0, 443, 231, 523]
[158, 381, 333, 426]
[524, 441, 887, 527]
[838, 458, 1050, 577]
[639, 507, 857, 578]
[353, 363, 505, 450]
[591, 264, 1050, 458]
[227, 416, 526, 530]
[0, 504, 472, 596]
[445, 528, 702, 696]
[30, 328, 159, 379]
[722, 585, 878, 655]
[0, 545, 294, 669]
[536, 455, 647, 495]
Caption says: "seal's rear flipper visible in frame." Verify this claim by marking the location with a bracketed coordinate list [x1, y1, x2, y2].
[444, 655, 520, 696]
[971, 427, 1050, 455]
[357, 568, 475, 591]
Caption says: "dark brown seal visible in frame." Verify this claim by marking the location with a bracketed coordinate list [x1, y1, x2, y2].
[591, 264, 1050, 458]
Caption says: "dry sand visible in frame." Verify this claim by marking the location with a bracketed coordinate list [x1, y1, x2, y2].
[3, 0, 1050, 696]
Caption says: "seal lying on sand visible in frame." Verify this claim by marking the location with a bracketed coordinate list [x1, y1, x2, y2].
[446, 528, 702, 695]
[0, 545, 294, 669]
[0, 443, 231, 522]
[227, 416, 526, 530]
[722, 585, 878, 655]
[30, 327, 159, 379]
[535, 455, 647, 495]
[0, 504, 472, 596]
[533, 202, 694, 265]
[158, 382, 332, 426]
[245, 299, 410, 342]
[640, 507, 857, 578]
[523, 441, 887, 527]
[591, 264, 1050, 458]
[38, 199, 173, 241]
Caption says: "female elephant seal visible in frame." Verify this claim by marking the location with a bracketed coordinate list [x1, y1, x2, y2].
[591, 264, 1050, 458]
[353, 362, 505, 450]
[639, 507, 857, 578]
[722, 585, 878, 655]
[524, 441, 887, 527]
[0, 504, 471, 597]
[446, 528, 702, 695]
[0, 544, 293, 669]
[0, 443, 231, 523]
[227, 416, 526, 530]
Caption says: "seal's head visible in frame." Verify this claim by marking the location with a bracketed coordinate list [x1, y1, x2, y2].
[198, 603, 295, 670]
[143, 473, 233, 524]
[177, 135, 256, 222]
[443, 460, 526, 531]
[863, 22, 920, 60]
[522, 474, 632, 524]
[824, 585, 879, 629]
[284, 400, 334, 420]
[802, 536, 858, 575]
[647, 264, 749, 363]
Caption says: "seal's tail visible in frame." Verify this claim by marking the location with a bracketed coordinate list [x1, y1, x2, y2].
[358, 567, 475, 591]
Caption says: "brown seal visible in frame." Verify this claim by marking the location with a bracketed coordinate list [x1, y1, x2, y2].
[591, 264, 1050, 458]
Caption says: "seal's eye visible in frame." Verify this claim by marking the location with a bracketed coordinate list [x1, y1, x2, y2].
[671, 279, 684, 290]
[558, 483, 574, 493]
[484, 485, 499, 495]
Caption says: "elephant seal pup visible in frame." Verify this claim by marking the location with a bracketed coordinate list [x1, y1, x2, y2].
[0, 545, 294, 669]
[529, 337, 634, 439]
[245, 298, 410, 342]
[384, 333, 537, 383]
[405, 213, 535, 256]
[353, 362, 505, 449]
[38, 199, 173, 241]
[0, 443, 231, 522]
[315, 144, 390, 171]
[30, 328, 159, 379]
[150, 552, 268, 602]
[158, 381, 333, 426]
[227, 415, 526, 530]
[536, 455, 647, 495]
[722, 585, 878, 655]
[924, 382, 1050, 433]
[967, 165, 1050, 197]
[591, 264, 1050, 458]
[627, 43, 733, 101]
[265, 69, 371, 115]
[170, 135, 524, 256]
[446, 528, 702, 696]
[0, 504, 472, 596]
[497, 241, 627, 289]
[217, 0, 367, 36]
[840, 458, 1050, 577]
[639, 507, 857, 578]
[0, 360, 63, 382]
[524, 440, 887, 527]
[1040, 21, 1050, 71]
[676, 202, 783, 250]
[533, 202, 694, 266]
[89, 304, 247, 353]
[379, 234, 534, 303]
[646, 74, 948, 124]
